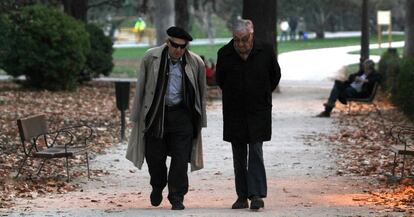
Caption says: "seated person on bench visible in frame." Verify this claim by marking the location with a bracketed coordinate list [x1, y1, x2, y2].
[316, 59, 381, 117]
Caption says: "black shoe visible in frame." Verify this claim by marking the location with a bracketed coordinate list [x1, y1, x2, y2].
[171, 201, 185, 210]
[316, 111, 330, 118]
[231, 197, 248, 209]
[323, 102, 335, 108]
[250, 196, 264, 210]
[150, 188, 163, 206]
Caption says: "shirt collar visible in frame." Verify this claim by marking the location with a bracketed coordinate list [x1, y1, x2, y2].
[167, 54, 183, 65]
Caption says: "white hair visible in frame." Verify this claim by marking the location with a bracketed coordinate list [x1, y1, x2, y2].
[232, 19, 254, 34]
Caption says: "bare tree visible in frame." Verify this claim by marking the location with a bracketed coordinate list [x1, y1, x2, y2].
[214, 0, 242, 30]
[0, 0, 60, 12]
[405, 0, 414, 58]
[242, 0, 277, 53]
[62, 0, 123, 23]
[154, 0, 174, 45]
[192, 0, 216, 43]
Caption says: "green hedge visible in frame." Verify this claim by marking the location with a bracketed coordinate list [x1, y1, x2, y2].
[0, 15, 11, 70]
[1, 5, 90, 90]
[393, 58, 414, 120]
[80, 23, 114, 82]
[378, 48, 400, 95]
[377, 50, 414, 122]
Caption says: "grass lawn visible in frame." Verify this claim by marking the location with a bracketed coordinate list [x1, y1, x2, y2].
[43, 34, 404, 78]
[348, 47, 404, 56]
[114, 35, 405, 61]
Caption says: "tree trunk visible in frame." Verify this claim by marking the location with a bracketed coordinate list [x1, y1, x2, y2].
[315, 30, 325, 39]
[314, 11, 326, 39]
[206, 5, 215, 44]
[192, 1, 215, 43]
[154, 0, 175, 46]
[175, 0, 189, 31]
[62, 0, 88, 22]
[242, 0, 277, 54]
[360, 0, 369, 68]
[405, 0, 414, 58]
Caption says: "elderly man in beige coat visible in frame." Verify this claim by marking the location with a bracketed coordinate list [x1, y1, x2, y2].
[126, 26, 207, 210]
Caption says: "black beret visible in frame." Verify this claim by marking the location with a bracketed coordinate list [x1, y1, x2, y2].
[166, 26, 193, 41]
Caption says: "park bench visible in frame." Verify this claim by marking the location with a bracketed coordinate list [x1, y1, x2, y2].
[388, 125, 414, 180]
[347, 82, 381, 116]
[16, 114, 93, 181]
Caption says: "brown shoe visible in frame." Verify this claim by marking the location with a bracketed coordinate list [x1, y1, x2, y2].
[231, 197, 248, 209]
[316, 111, 330, 118]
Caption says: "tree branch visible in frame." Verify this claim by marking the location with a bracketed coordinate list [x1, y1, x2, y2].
[87, 0, 122, 9]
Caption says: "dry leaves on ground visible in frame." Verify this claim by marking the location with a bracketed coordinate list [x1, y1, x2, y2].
[307, 93, 414, 212]
[0, 81, 132, 208]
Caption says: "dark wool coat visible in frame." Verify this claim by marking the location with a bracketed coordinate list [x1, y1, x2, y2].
[216, 39, 281, 143]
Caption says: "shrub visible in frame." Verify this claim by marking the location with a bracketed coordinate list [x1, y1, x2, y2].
[393, 58, 414, 120]
[0, 15, 12, 70]
[80, 23, 114, 82]
[378, 48, 401, 95]
[2, 5, 90, 90]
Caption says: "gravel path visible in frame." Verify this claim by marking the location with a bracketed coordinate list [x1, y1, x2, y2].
[6, 81, 402, 217]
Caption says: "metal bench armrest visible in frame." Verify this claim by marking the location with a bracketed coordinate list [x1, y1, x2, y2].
[35, 130, 73, 149]
[59, 124, 94, 140]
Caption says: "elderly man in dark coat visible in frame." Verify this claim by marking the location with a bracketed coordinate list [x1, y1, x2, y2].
[216, 19, 281, 210]
[126, 26, 207, 210]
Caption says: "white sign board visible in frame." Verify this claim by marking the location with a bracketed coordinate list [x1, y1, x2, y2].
[377, 10, 391, 25]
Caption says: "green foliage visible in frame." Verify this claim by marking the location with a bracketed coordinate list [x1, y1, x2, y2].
[378, 48, 401, 94]
[2, 5, 90, 90]
[393, 58, 414, 120]
[0, 0, 32, 13]
[0, 15, 12, 70]
[81, 23, 114, 81]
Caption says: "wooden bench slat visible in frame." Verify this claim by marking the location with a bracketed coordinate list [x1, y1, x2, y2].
[391, 145, 414, 155]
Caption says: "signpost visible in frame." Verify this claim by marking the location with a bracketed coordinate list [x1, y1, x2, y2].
[377, 10, 392, 48]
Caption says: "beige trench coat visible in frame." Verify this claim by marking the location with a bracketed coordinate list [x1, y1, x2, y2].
[126, 44, 207, 171]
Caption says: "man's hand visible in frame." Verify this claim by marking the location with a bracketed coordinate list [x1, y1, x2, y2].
[355, 76, 368, 83]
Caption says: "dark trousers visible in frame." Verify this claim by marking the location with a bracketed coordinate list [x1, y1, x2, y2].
[325, 80, 358, 113]
[145, 106, 193, 203]
[231, 141, 267, 199]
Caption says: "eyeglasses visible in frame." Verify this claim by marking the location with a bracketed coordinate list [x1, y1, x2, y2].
[233, 33, 252, 44]
[169, 39, 187, 49]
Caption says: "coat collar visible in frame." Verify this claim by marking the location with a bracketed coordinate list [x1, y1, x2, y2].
[222, 38, 264, 57]
[151, 44, 190, 62]
[150, 44, 196, 87]
[151, 44, 168, 58]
